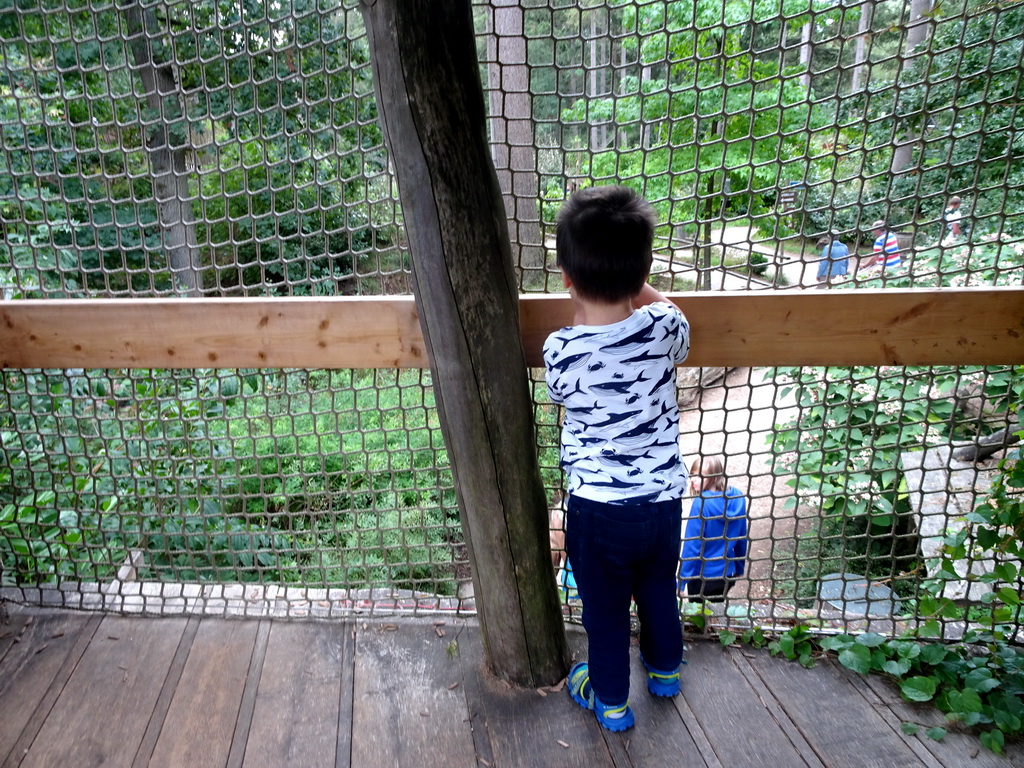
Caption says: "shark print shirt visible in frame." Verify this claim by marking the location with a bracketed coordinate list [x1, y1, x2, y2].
[544, 301, 691, 504]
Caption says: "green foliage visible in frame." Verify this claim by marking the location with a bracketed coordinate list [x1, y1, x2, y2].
[0, 0, 396, 296]
[0, 367, 461, 592]
[855, 238, 1024, 290]
[219, 369, 460, 593]
[556, 1, 822, 228]
[0, 368, 254, 582]
[749, 253, 769, 275]
[771, 366, 946, 598]
[719, 625, 768, 650]
[885, 2, 1024, 233]
[733, 366, 1024, 754]
[772, 357, 1019, 605]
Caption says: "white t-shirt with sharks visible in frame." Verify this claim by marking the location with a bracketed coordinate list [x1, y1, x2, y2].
[544, 301, 691, 505]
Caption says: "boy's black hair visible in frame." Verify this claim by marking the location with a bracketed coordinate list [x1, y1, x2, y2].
[555, 185, 655, 303]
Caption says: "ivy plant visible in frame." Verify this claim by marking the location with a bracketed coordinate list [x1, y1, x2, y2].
[723, 367, 1024, 754]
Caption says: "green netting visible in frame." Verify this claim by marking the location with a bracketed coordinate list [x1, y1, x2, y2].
[0, 0, 1021, 631]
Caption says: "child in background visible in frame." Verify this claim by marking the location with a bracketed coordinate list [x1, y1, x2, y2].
[941, 196, 963, 246]
[544, 185, 691, 733]
[678, 456, 748, 603]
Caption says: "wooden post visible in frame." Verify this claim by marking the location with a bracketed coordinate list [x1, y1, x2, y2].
[358, 0, 569, 686]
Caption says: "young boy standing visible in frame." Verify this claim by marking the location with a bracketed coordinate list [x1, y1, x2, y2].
[543, 185, 690, 732]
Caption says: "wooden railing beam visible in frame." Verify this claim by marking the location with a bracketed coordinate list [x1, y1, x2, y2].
[1, 287, 1022, 370]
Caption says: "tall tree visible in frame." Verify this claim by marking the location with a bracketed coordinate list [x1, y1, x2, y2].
[123, 0, 202, 296]
[850, 0, 875, 94]
[891, 0, 933, 174]
[359, 0, 569, 687]
[485, 0, 546, 285]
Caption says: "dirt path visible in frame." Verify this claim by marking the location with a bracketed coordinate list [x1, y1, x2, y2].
[678, 367, 805, 600]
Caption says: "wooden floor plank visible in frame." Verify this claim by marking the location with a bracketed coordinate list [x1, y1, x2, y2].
[7, 609, 1018, 768]
[460, 624, 615, 768]
[681, 641, 817, 768]
[452, 618, 497, 768]
[17, 614, 185, 768]
[335, 622, 356, 768]
[850, 667, 1024, 767]
[613, 648, 710, 768]
[0, 608, 99, 768]
[131, 616, 202, 768]
[147, 618, 259, 768]
[228, 620, 272, 768]
[670, 682, 725, 768]
[744, 651, 928, 768]
[350, 619, 477, 768]
[240, 619, 351, 768]
[0, 603, 34, 662]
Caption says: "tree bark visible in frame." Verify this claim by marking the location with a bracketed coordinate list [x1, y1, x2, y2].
[891, 0, 932, 174]
[799, 20, 812, 92]
[952, 427, 1021, 463]
[359, 0, 569, 687]
[850, 2, 874, 94]
[122, 0, 201, 296]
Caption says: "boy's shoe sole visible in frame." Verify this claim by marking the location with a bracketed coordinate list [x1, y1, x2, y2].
[641, 656, 681, 697]
[566, 662, 636, 732]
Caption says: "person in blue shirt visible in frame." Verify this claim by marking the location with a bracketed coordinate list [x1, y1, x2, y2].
[678, 455, 748, 603]
[816, 231, 849, 287]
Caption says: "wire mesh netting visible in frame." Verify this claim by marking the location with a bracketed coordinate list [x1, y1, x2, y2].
[1, 0, 1021, 633]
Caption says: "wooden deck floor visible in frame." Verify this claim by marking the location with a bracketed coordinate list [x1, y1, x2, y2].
[1, 603, 1021, 768]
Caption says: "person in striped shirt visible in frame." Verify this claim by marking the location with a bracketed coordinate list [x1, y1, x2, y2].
[871, 220, 901, 269]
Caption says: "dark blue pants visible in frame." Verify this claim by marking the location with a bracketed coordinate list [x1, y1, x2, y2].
[566, 494, 684, 707]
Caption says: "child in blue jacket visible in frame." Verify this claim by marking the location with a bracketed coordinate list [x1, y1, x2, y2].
[679, 456, 748, 602]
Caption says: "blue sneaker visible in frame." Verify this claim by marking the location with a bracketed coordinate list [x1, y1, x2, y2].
[567, 662, 635, 732]
[641, 657, 681, 697]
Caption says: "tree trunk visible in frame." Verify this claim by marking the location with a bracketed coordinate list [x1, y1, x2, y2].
[891, 0, 932, 174]
[588, 10, 610, 151]
[122, 1, 202, 297]
[850, 2, 874, 94]
[485, 0, 546, 283]
[359, 0, 569, 687]
[952, 427, 1021, 463]
[799, 21, 812, 92]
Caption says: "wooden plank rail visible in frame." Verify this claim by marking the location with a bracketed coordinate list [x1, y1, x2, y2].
[1, 287, 1022, 370]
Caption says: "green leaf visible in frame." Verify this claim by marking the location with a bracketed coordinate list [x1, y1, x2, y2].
[951, 688, 984, 714]
[719, 630, 738, 647]
[920, 644, 949, 665]
[993, 707, 1021, 733]
[819, 634, 855, 653]
[882, 658, 912, 677]
[925, 727, 947, 742]
[995, 588, 1020, 607]
[900, 722, 919, 735]
[838, 644, 873, 675]
[901, 676, 938, 702]
[965, 668, 1001, 694]
[776, 633, 797, 659]
[979, 729, 1005, 755]
[892, 641, 922, 661]
[856, 632, 887, 648]
[991, 562, 1018, 582]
